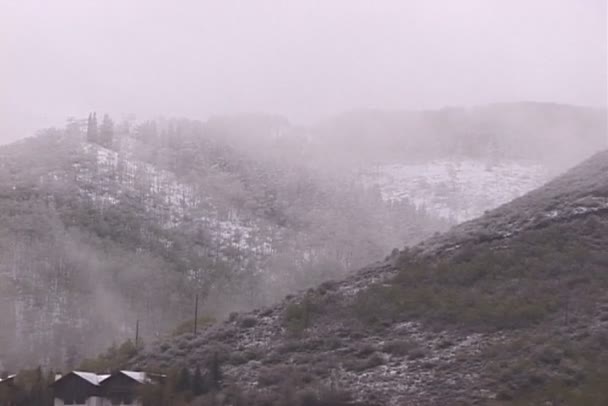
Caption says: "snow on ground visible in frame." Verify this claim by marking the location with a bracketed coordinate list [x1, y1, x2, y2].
[362, 159, 551, 223]
[53, 142, 276, 258]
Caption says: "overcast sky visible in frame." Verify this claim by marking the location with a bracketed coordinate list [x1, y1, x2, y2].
[1, 0, 606, 141]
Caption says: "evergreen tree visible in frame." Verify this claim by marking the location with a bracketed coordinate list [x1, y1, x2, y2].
[99, 114, 114, 148]
[86, 112, 98, 143]
[191, 365, 205, 396]
[30, 366, 44, 405]
[206, 352, 222, 391]
[176, 367, 191, 394]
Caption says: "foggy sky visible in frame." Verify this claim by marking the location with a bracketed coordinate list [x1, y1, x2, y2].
[1, 0, 606, 142]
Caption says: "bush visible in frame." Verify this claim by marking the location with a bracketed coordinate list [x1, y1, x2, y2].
[80, 340, 139, 372]
[172, 316, 216, 336]
[381, 339, 420, 357]
[284, 295, 319, 335]
[239, 316, 258, 328]
[350, 223, 600, 332]
[344, 353, 384, 372]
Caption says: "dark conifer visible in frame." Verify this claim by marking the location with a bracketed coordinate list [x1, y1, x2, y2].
[192, 365, 205, 396]
[176, 367, 191, 393]
[99, 114, 114, 148]
[206, 352, 222, 391]
[86, 112, 98, 143]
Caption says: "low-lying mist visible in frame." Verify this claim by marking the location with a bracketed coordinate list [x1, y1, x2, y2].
[0, 103, 605, 371]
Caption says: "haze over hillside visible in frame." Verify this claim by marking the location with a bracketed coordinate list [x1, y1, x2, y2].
[0, 116, 445, 369]
[0, 102, 605, 371]
[1, 1, 607, 405]
[130, 148, 608, 405]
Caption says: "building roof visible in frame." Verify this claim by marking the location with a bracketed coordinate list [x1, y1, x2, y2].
[72, 371, 109, 386]
[119, 371, 148, 384]
[52, 371, 110, 387]
[54, 370, 150, 387]
[0, 374, 16, 384]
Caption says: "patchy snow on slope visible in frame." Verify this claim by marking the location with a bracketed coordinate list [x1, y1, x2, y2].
[362, 159, 550, 223]
[47, 142, 277, 258]
[80, 144, 201, 226]
[198, 215, 275, 256]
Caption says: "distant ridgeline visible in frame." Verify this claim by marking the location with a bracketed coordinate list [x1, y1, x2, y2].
[315, 102, 606, 167]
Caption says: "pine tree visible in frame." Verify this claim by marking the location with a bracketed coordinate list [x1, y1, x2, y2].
[31, 366, 45, 405]
[206, 352, 222, 391]
[86, 113, 98, 143]
[176, 367, 191, 394]
[99, 114, 114, 148]
[191, 365, 205, 396]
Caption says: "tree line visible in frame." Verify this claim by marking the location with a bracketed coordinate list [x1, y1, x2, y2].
[86, 112, 115, 148]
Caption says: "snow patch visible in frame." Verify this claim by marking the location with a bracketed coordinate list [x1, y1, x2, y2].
[362, 159, 550, 223]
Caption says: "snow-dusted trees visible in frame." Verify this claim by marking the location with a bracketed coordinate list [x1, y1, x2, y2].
[86, 112, 115, 149]
[99, 114, 114, 148]
[86, 112, 98, 143]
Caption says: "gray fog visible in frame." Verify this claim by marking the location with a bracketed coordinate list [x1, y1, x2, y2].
[1, 0, 606, 142]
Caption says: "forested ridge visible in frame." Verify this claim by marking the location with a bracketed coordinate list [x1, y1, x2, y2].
[123, 149, 608, 405]
[0, 116, 445, 370]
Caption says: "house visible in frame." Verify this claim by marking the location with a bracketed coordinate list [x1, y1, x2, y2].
[52, 371, 109, 406]
[0, 375, 18, 406]
[0, 374, 16, 386]
[52, 371, 161, 406]
[98, 371, 154, 406]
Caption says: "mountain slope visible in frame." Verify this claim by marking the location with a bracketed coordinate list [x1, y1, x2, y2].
[418, 149, 608, 256]
[1, 103, 604, 376]
[131, 150, 608, 405]
[0, 123, 446, 371]
[360, 159, 550, 222]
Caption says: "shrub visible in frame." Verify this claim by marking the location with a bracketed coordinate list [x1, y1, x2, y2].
[284, 295, 319, 335]
[171, 316, 215, 336]
[239, 316, 258, 328]
[381, 339, 420, 357]
[344, 353, 384, 372]
[80, 340, 138, 372]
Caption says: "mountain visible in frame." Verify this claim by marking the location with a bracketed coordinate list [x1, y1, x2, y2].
[360, 159, 551, 222]
[418, 149, 608, 256]
[1, 103, 604, 376]
[130, 150, 608, 405]
[321, 102, 605, 222]
[0, 120, 445, 371]
[192, 103, 607, 224]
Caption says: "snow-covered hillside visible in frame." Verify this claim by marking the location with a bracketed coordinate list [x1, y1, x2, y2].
[58, 142, 275, 258]
[362, 159, 552, 223]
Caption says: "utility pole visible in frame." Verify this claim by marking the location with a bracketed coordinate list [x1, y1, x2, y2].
[135, 319, 140, 349]
[194, 294, 199, 335]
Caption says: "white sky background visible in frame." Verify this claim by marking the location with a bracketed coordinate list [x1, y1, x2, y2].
[0, 0, 606, 142]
